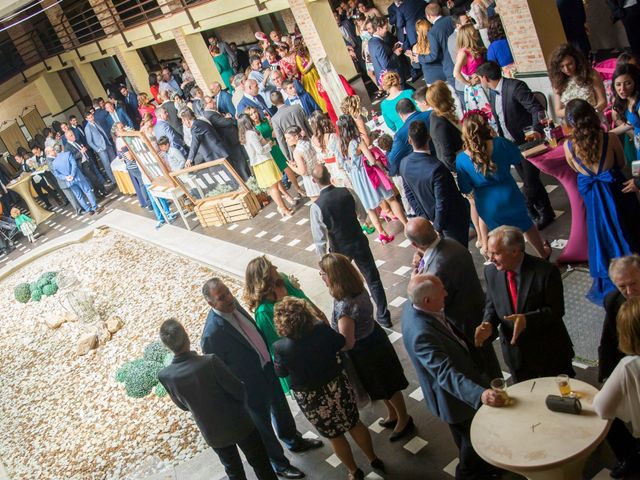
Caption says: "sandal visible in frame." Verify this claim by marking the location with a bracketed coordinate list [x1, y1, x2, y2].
[378, 233, 395, 244]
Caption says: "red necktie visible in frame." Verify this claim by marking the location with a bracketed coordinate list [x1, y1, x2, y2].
[506, 270, 518, 313]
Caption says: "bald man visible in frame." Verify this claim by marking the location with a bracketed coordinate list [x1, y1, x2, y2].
[402, 274, 504, 480]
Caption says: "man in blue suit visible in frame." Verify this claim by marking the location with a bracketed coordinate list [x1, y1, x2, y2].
[154, 107, 187, 156]
[368, 16, 404, 85]
[236, 79, 277, 119]
[84, 109, 116, 184]
[104, 100, 134, 132]
[119, 85, 141, 128]
[92, 98, 111, 135]
[211, 82, 236, 117]
[51, 144, 101, 215]
[68, 115, 86, 144]
[402, 274, 505, 480]
[282, 79, 320, 117]
[396, 0, 425, 48]
[419, 3, 455, 86]
[200, 278, 323, 479]
[401, 120, 470, 246]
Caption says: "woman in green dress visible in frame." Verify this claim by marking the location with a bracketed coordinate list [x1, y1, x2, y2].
[211, 46, 234, 92]
[246, 106, 306, 199]
[244, 255, 328, 395]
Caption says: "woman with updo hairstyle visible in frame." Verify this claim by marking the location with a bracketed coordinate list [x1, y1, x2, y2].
[594, 296, 640, 475]
[380, 71, 416, 132]
[549, 43, 607, 118]
[563, 98, 640, 304]
[273, 297, 384, 480]
[456, 110, 550, 258]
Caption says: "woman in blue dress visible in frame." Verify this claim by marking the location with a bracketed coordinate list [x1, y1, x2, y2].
[334, 115, 406, 244]
[611, 63, 640, 161]
[563, 99, 640, 304]
[456, 110, 551, 258]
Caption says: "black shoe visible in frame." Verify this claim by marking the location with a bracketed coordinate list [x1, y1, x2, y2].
[610, 456, 640, 478]
[389, 417, 415, 442]
[370, 458, 386, 473]
[536, 215, 555, 231]
[348, 468, 364, 480]
[289, 438, 323, 453]
[378, 318, 392, 328]
[377, 418, 397, 429]
[276, 467, 305, 479]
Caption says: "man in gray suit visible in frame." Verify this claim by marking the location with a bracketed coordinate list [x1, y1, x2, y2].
[44, 146, 82, 214]
[269, 91, 312, 161]
[158, 319, 277, 480]
[402, 274, 505, 480]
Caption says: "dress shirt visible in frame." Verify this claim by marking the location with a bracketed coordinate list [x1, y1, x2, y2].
[110, 111, 120, 123]
[309, 186, 331, 256]
[493, 79, 515, 142]
[71, 142, 89, 162]
[413, 304, 468, 350]
[212, 304, 271, 367]
[417, 237, 441, 273]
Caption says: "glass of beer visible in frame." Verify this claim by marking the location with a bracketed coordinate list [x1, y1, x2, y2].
[524, 126, 537, 142]
[556, 374, 571, 397]
[490, 378, 509, 403]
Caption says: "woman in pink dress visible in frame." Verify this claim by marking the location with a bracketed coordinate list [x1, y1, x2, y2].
[137, 93, 157, 125]
[276, 43, 300, 81]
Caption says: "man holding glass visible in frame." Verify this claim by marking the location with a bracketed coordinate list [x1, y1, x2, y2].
[402, 273, 505, 480]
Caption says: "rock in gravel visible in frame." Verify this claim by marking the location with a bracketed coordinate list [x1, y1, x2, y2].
[106, 316, 124, 334]
[77, 333, 98, 356]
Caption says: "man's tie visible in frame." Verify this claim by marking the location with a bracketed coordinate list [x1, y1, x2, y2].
[233, 311, 271, 363]
[506, 270, 518, 313]
[73, 142, 88, 162]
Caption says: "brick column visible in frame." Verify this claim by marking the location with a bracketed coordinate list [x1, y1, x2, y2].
[88, 0, 123, 36]
[172, 28, 223, 96]
[43, 0, 78, 49]
[114, 47, 149, 94]
[497, 0, 566, 73]
[280, 9, 297, 34]
[288, 0, 357, 115]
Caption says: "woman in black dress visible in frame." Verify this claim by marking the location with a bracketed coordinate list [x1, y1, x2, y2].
[273, 297, 384, 480]
[319, 253, 413, 442]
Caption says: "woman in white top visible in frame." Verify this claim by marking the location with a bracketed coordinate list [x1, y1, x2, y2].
[593, 296, 640, 477]
[237, 114, 293, 217]
[284, 125, 321, 201]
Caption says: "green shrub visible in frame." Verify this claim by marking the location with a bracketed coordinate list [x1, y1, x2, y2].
[29, 281, 39, 292]
[42, 283, 58, 296]
[30, 287, 43, 302]
[162, 351, 173, 367]
[143, 340, 171, 364]
[122, 360, 164, 398]
[40, 271, 57, 283]
[14, 283, 31, 303]
[154, 383, 168, 398]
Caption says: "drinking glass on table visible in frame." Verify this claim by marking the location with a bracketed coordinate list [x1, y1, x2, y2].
[537, 110, 551, 127]
[490, 377, 509, 402]
[523, 126, 537, 142]
[555, 374, 572, 397]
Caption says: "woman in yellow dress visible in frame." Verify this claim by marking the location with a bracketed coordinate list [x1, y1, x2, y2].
[294, 40, 327, 113]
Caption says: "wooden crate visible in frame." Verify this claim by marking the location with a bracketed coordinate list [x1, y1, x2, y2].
[194, 199, 226, 227]
[194, 191, 261, 227]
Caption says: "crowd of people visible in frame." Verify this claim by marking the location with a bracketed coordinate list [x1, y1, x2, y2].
[1, 0, 640, 479]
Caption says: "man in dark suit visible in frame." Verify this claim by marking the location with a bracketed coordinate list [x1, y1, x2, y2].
[419, 3, 455, 86]
[270, 92, 312, 162]
[203, 97, 251, 181]
[236, 79, 277, 119]
[158, 319, 277, 480]
[159, 89, 183, 134]
[119, 85, 141, 128]
[401, 121, 469, 247]
[180, 108, 229, 167]
[476, 61, 556, 230]
[84, 109, 117, 184]
[368, 16, 404, 85]
[91, 98, 111, 136]
[476, 226, 575, 382]
[211, 82, 236, 117]
[64, 129, 108, 197]
[200, 278, 322, 479]
[396, 0, 425, 49]
[403, 274, 505, 479]
[310, 165, 392, 328]
[68, 115, 86, 145]
[556, 0, 591, 56]
[104, 100, 134, 132]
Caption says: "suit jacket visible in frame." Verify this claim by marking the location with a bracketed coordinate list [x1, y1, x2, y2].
[201, 306, 273, 409]
[271, 104, 312, 161]
[599, 290, 626, 382]
[488, 78, 543, 145]
[401, 303, 489, 424]
[396, 0, 426, 47]
[92, 107, 111, 137]
[84, 121, 112, 153]
[105, 106, 134, 132]
[187, 119, 229, 164]
[158, 351, 255, 448]
[429, 113, 462, 172]
[483, 254, 575, 381]
[52, 151, 87, 185]
[418, 16, 455, 84]
[284, 80, 320, 116]
[216, 90, 236, 117]
[400, 151, 469, 240]
[236, 95, 277, 120]
[70, 126, 86, 145]
[160, 100, 183, 135]
[387, 110, 432, 176]
[124, 92, 139, 114]
[368, 35, 401, 83]
[203, 109, 249, 171]
[154, 119, 187, 156]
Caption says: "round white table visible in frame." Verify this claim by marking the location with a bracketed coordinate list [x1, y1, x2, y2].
[470, 377, 610, 480]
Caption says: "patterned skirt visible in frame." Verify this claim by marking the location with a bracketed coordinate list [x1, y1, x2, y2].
[292, 372, 359, 439]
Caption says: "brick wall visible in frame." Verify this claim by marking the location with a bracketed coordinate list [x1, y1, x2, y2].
[496, 0, 546, 73]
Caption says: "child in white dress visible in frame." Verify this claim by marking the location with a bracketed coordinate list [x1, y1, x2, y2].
[284, 126, 320, 201]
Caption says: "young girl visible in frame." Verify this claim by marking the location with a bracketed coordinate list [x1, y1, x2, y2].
[11, 207, 36, 243]
[284, 126, 321, 201]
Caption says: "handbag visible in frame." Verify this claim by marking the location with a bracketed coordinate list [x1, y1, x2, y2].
[340, 351, 371, 409]
[545, 394, 582, 415]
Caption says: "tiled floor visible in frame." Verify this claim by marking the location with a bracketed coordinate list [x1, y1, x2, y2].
[0, 170, 624, 479]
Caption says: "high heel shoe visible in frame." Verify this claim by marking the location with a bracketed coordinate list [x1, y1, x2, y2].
[389, 416, 415, 442]
[370, 458, 386, 473]
[348, 468, 364, 480]
[277, 207, 293, 218]
[285, 196, 299, 207]
[361, 224, 376, 235]
[378, 233, 395, 244]
[380, 211, 398, 223]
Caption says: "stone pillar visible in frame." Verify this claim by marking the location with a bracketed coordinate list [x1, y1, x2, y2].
[288, 0, 357, 115]
[34, 72, 75, 115]
[43, 0, 78, 49]
[280, 9, 297, 34]
[114, 47, 149, 94]
[497, 0, 567, 73]
[172, 28, 223, 96]
[73, 60, 107, 100]
[88, 0, 123, 36]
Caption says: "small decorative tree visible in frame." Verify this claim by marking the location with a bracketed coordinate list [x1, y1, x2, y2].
[116, 341, 173, 399]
